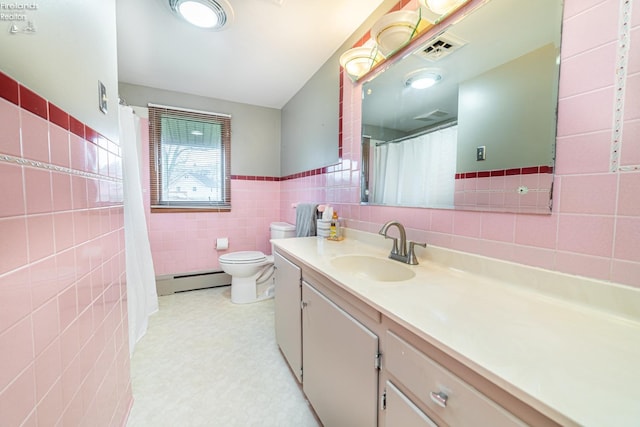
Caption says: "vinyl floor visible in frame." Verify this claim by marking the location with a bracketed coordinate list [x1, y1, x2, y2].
[126, 286, 320, 427]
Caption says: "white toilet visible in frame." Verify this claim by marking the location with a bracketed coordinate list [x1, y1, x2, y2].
[219, 222, 296, 304]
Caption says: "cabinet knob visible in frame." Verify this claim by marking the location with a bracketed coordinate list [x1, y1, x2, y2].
[301, 301, 308, 309]
[430, 391, 448, 408]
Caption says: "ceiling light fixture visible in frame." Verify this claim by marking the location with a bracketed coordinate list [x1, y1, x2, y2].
[339, 1, 467, 82]
[370, 10, 426, 58]
[339, 46, 383, 81]
[423, 0, 466, 16]
[404, 69, 442, 89]
[169, 0, 234, 30]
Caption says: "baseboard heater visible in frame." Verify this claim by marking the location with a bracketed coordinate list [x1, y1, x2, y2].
[156, 270, 232, 296]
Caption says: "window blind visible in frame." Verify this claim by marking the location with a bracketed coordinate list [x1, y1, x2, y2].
[148, 104, 231, 212]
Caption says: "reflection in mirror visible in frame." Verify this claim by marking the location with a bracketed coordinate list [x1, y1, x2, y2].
[361, 0, 563, 214]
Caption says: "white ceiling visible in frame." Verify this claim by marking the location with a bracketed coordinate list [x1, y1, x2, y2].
[116, 0, 385, 109]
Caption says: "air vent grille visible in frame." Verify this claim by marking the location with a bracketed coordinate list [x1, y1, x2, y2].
[414, 109, 450, 122]
[415, 32, 466, 61]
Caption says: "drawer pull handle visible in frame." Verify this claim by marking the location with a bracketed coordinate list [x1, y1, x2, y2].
[430, 391, 448, 408]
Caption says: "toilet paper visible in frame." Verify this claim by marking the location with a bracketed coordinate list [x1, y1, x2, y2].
[216, 238, 229, 251]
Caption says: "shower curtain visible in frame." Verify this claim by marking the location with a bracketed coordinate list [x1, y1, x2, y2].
[372, 125, 458, 207]
[119, 105, 158, 356]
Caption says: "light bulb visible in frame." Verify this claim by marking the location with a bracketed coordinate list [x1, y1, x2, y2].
[178, 1, 219, 28]
[405, 72, 441, 89]
[410, 76, 438, 89]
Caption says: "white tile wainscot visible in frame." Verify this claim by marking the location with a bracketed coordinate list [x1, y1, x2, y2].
[272, 228, 640, 427]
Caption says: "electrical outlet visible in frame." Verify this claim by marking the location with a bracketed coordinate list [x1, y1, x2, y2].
[476, 146, 486, 161]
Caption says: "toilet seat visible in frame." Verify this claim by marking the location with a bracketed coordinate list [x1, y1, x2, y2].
[219, 251, 267, 264]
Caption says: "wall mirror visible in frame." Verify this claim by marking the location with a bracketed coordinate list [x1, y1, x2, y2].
[361, 0, 563, 214]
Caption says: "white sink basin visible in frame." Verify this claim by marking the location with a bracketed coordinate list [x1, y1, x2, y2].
[330, 255, 415, 282]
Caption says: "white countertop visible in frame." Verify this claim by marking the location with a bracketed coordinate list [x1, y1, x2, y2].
[272, 230, 640, 427]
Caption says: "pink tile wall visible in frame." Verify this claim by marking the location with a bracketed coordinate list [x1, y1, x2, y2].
[454, 170, 553, 212]
[148, 180, 283, 275]
[281, 0, 640, 289]
[139, 120, 284, 276]
[0, 73, 131, 427]
[280, 174, 328, 225]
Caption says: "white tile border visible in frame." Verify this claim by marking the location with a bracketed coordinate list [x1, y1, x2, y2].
[0, 153, 121, 182]
[611, 0, 633, 172]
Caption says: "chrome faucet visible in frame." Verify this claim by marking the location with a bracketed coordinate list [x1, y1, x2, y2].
[378, 221, 426, 265]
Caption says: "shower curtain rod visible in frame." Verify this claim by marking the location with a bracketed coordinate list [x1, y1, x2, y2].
[375, 120, 457, 146]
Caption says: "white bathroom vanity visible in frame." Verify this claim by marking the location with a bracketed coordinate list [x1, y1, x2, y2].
[272, 229, 640, 427]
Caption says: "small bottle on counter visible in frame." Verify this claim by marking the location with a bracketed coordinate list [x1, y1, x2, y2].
[329, 211, 339, 239]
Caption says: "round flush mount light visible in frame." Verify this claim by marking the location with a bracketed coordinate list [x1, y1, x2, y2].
[424, 0, 466, 15]
[370, 10, 425, 58]
[404, 69, 442, 89]
[339, 46, 383, 81]
[169, 0, 234, 30]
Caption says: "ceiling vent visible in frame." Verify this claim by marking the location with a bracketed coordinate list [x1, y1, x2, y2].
[415, 32, 466, 61]
[414, 109, 450, 122]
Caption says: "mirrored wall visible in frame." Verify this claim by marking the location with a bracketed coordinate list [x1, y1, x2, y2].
[361, 0, 563, 214]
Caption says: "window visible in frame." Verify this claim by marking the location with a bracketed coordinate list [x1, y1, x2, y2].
[148, 104, 231, 212]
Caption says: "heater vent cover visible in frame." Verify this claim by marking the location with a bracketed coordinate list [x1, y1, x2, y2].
[415, 32, 467, 61]
[414, 109, 450, 122]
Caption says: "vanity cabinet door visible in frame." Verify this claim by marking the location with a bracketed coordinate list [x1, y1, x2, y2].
[384, 381, 438, 427]
[274, 252, 302, 383]
[302, 281, 379, 427]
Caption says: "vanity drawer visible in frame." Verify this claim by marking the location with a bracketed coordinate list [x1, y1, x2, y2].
[385, 331, 525, 427]
[385, 380, 438, 427]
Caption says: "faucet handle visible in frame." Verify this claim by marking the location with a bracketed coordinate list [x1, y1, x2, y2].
[407, 241, 427, 265]
[384, 236, 399, 255]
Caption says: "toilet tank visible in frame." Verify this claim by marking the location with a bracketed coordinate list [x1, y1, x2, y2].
[270, 222, 296, 239]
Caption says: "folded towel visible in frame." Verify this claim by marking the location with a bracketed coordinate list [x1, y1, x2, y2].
[295, 203, 318, 237]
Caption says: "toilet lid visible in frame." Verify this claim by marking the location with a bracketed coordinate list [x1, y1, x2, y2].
[219, 251, 267, 264]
